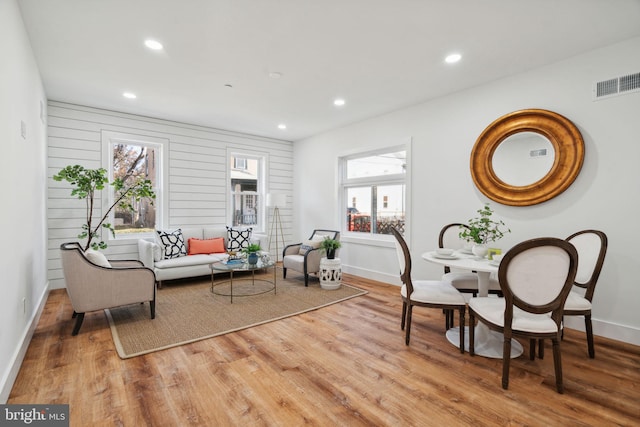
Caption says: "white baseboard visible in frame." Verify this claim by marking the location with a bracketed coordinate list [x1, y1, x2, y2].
[0, 282, 50, 403]
[342, 264, 401, 287]
[564, 316, 640, 347]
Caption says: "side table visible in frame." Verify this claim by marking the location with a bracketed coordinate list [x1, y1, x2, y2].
[319, 257, 342, 290]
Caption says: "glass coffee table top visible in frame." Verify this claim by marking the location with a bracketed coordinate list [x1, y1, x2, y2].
[211, 258, 275, 272]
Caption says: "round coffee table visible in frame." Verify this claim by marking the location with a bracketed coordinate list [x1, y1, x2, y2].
[210, 259, 276, 303]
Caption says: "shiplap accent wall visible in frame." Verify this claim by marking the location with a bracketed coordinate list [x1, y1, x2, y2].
[47, 101, 293, 289]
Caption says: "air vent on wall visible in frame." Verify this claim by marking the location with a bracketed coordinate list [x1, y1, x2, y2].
[593, 72, 640, 100]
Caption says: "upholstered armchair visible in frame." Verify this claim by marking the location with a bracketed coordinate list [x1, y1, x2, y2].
[60, 242, 156, 335]
[282, 229, 340, 286]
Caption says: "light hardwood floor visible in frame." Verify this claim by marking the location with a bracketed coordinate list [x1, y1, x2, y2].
[9, 273, 640, 426]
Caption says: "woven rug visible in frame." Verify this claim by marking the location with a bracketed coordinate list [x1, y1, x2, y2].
[105, 273, 366, 358]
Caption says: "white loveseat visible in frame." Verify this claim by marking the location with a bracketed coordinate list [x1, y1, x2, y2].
[138, 227, 267, 286]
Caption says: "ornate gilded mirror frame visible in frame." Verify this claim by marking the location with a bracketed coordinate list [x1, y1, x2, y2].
[470, 109, 584, 206]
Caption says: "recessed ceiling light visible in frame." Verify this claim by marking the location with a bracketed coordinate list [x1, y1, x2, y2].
[144, 39, 163, 50]
[333, 98, 346, 106]
[123, 92, 137, 99]
[278, 124, 287, 130]
[445, 53, 462, 64]
[269, 72, 283, 79]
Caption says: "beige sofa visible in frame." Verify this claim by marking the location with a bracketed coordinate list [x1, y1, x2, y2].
[138, 227, 267, 286]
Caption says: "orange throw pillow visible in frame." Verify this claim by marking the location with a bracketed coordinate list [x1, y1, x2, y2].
[188, 237, 226, 255]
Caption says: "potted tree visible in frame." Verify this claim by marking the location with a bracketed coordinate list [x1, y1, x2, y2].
[320, 237, 341, 259]
[242, 243, 262, 264]
[53, 165, 155, 251]
[459, 203, 510, 258]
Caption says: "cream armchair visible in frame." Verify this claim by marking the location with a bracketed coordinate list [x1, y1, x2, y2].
[60, 242, 156, 335]
[282, 230, 340, 286]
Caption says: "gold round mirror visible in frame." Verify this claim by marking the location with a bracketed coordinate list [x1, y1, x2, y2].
[470, 109, 584, 206]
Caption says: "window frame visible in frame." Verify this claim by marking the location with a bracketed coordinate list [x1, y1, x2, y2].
[227, 150, 268, 233]
[101, 131, 167, 242]
[339, 143, 410, 242]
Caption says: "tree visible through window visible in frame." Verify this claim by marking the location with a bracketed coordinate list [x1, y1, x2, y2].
[112, 143, 157, 235]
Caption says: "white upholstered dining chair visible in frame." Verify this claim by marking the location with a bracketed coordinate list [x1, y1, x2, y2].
[391, 227, 467, 352]
[535, 229, 608, 359]
[468, 237, 578, 393]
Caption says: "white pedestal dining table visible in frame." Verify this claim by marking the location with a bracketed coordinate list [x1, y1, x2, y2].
[422, 250, 523, 359]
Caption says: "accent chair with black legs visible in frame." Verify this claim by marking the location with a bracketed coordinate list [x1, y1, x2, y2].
[60, 242, 156, 335]
[282, 229, 339, 286]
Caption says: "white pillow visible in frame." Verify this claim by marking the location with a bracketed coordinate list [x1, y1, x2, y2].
[299, 238, 323, 255]
[85, 249, 112, 268]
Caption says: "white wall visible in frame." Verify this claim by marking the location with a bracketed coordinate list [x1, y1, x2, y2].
[294, 36, 640, 345]
[47, 102, 294, 289]
[0, 0, 49, 403]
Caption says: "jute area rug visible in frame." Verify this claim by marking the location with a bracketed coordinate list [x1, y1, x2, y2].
[105, 273, 367, 359]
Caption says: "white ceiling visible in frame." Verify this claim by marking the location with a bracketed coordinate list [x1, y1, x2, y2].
[17, 0, 640, 141]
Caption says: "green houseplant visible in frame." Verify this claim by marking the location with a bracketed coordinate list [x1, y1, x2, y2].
[459, 203, 510, 257]
[320, 237, 341, 259]
[242, 243, 262, 264]
[53, 165, 156, 251]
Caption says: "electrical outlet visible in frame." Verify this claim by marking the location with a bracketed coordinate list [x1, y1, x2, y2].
[21, 120, 27, 139]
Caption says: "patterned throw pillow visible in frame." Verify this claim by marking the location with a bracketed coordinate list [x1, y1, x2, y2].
[226, 226, 252, 251]
[156, 229, 187, 259]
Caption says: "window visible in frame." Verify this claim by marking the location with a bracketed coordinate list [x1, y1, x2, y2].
[104, 136, 162, 239]
[230, 154, 265, 230]
[341, 147, 406, 236]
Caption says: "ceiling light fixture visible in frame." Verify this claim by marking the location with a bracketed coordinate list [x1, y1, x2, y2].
[333, 98, 346, 106]
[278, 124, 287, 130]
[269, 72, 282, 79]
[123, 92, 137, 99]
[445, 53, 462, 64]
[144, 39, 163, 50]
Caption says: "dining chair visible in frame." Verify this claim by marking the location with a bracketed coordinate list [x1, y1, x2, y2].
[439, 223, 501, 297]
[391, 227, 467, 352]
[536, 229, 608, 359]
[468, 237, 578, 393]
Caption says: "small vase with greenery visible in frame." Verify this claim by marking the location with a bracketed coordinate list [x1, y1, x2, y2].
[320, 237, 341, 259]
[242, 243, 262, 264]
[53, 165, 156, 251]
[459, 203, 510, 257]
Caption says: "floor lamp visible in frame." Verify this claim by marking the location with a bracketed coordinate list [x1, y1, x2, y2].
[266, 193, 286, 263]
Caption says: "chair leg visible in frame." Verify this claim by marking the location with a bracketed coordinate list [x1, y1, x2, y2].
[458, 307, 465, 353]
[405, 305, 413, 345]
[150, 300, 156, 319]
[585, 314, 595, 358]
[304, 274, 309, 287]
[529, 339, 536, 360]
[538, 339, 545, 359]
[502, 333, 512, 390]
[469, 312, 475, 356]
[283, 267, 287, 279]
[401, 301, 407, 330]
[71, 312, 85, 336]
[552, 337, 564, 393]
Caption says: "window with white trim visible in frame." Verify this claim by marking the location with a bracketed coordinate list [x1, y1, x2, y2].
[229, 153, 265, 231]
[105, 136, 162, 239]
[341, 147, 406, 236]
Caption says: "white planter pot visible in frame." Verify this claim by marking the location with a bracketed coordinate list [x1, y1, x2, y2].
[472, 244, 489, 259]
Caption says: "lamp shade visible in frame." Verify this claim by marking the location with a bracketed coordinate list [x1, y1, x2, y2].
[266, 193, 286, 207]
